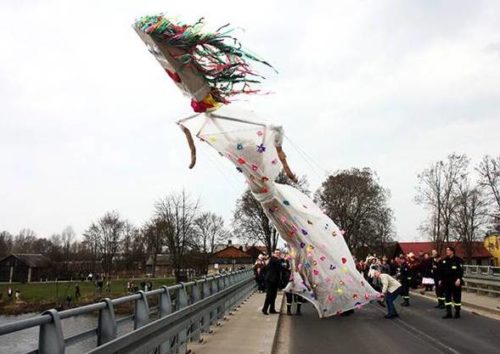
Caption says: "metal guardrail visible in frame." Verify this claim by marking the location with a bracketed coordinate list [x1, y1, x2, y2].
[463, 266, 500, 296]
[463, 265, 500, 278]
[0, 269, 256, 354]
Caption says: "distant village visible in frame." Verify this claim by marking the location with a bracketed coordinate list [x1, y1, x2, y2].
[1, 235, 499, 284]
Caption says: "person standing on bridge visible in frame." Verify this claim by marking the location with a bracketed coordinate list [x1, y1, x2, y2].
[374, 267, 402, 319]
[399, 254, 412, 306]
[440, 246, 463, 319]
[262, 250, 282, 315]
[432, 249, 445, 309]
[283, 254, 304, 315]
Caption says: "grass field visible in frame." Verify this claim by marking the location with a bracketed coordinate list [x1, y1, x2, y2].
[0, 277, 175, 305]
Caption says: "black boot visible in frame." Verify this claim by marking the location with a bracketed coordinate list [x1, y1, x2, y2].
[435, 299, 445, 309]
[443, 306, 452, 319]
[454, 308, 460, 319]
[286, 304, 292, 316]
[401, 298, 410, 307]
[296, 304, 302, 315]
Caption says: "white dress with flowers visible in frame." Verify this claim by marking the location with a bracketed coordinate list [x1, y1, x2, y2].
[179, 106, 380, 317]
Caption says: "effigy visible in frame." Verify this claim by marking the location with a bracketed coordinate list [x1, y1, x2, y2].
[133, 14, 380, 317]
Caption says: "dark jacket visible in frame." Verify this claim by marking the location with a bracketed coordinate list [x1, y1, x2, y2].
[441, 255, 463, 284]
[422, 258, 433, 278]
[400, 261, 411, 283]
[264, 256, 282, 284]
[432, 257, 442, 281]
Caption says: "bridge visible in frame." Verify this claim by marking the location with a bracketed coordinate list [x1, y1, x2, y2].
[0, 267, 499, 354]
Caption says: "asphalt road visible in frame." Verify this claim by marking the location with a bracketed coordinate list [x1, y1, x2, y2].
[275, 295, 500, 354]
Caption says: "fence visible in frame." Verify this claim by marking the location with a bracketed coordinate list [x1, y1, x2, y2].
[463, 265, 500, 296]
[0, 269, 256, 354]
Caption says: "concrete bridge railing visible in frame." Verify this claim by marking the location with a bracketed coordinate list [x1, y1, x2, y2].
[463, 265, 500, 297]
[0, 269, 256, 354]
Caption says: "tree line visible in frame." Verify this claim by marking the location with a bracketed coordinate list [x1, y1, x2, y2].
[416, 154, 500, 259]
[1, 168, 397, 279]
[0, 191, 230, 282]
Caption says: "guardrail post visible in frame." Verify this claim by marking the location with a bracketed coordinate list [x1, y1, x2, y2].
[177, 284, 188, 354]
[228, 272, 236, 312]
[160, 285, 173, 317]
[159, 286, 173, 354]
[191, 281, 202, 342]
[202, 279, 211, 333]
[97, 298, 117, 346]
[223, 274, 231, 316]
[218, 276, 225, 318]
[210, 277, 218, 326]
[39, 309, 64, 354]
[134, 291, 150, 329]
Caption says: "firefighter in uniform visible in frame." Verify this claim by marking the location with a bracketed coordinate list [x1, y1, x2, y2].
[431, 249, 445, 308]
[440, 246, 463, 319]
[400, 254, 412, 306]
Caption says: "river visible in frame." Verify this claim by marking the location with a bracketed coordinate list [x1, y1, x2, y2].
[0, 313, 134, 353]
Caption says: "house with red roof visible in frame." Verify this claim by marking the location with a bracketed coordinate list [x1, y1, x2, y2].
[209, 245, 254, 273]
[393, 241, 493, 265]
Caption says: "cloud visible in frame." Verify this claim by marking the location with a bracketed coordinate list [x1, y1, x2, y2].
[1, 0, 499, 241]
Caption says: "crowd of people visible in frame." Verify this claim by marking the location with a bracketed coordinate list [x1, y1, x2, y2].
[253, 246, 464, 319]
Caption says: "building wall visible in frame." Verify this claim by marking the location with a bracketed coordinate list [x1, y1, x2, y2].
[0, 256, 50, 282]
[484, 234, 500, 266]
[0, 256, 28, 282]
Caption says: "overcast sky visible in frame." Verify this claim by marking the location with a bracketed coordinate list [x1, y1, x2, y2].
[1, 0, 499, 242]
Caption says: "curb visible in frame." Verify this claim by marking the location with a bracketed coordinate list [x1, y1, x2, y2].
[271, 293, 286, 354]
[410, 290, 500, 317]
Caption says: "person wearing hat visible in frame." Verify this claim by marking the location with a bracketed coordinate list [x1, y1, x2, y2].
[439, 246, 463, 319]
[374, 267, 402, 319]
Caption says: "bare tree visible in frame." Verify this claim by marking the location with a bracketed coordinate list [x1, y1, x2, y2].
[61, 226, 76, 273]
[233, 189, 278, 255]
[451, 178, 488, 262]
[12, 229, 38, 253]
[315, 167, 393, 257]
[415, 154, 469, 252]
[83, 211, 126, 276]
[143, 217, 170, 278]
[233, 171, 309, 255]
[154, 190, 199, 282]
[193, 212, 229, 273]
[477, 155, 500, 231]
[0, 231, 13, 258]
[119, 222, 145, 273]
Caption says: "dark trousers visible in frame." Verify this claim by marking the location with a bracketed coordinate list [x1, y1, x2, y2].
[386, 286, 402, 316]
[401, 280, 410, 302]
[435, 280, 445, 304]
[256, 276, 265, 292]
[263, 282, 278, 312]
[285, 292, 303, 304]
[444, 282, 461, 310]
